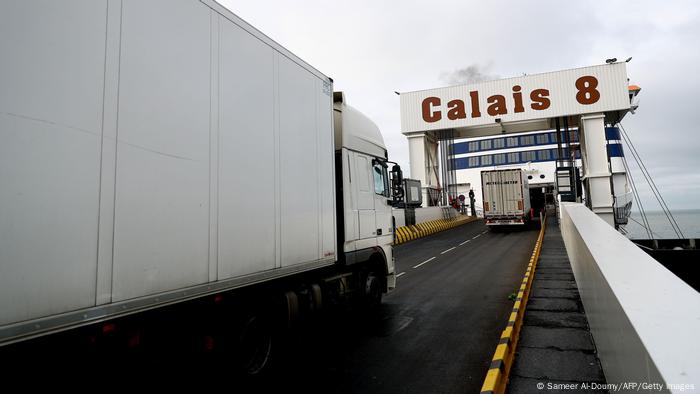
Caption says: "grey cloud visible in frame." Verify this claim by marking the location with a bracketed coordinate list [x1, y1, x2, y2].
[439, 64, 499, 86]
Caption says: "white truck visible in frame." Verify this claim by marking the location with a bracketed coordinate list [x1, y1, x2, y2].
[0, 0, 403, 367]
[481, 169, 532, 226]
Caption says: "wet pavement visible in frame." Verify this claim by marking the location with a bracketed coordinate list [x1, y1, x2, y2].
[262, 220, 539, 393]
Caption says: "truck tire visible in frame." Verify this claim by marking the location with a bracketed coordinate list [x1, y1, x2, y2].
[363, 273, 383, 308]
[283, 291, 300, 329]
[238, 314, 273, 375]
[309, 284, 323, 312]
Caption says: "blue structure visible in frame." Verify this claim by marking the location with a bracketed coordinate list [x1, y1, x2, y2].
[451, 130, 579, 155]
[451, 129, 624, 170]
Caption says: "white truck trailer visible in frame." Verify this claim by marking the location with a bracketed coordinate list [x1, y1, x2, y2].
[0, 0, 402, 367]
[481, 169, 532, 226]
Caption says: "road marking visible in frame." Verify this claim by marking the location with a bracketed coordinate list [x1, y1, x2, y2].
[440, 247, 456, 254]
[412, 257, 435, 269]
[396, 272, 406, 278]
[482, 230, 488, 234]
[459, 240, 471, 246]
[472, 234, 482, 240]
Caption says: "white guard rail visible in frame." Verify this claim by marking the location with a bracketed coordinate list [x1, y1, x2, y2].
[560, 203, 699, 393]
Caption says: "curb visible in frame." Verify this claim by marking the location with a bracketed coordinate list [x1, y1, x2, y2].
[480, 217, 547, 394]
[393, 216, 479, 245]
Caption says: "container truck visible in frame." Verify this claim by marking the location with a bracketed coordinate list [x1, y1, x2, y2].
[481, 169, 532, 226]
[0, 0, 403, 368]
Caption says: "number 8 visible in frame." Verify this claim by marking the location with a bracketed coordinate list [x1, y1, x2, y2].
[575, 76, 600, 105]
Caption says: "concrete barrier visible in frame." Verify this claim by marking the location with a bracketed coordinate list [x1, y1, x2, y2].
[393, 215, 478, 245]
[560, 203, 699, 393]
[392, 207, 451, 229]
[415, 206, 445, 223]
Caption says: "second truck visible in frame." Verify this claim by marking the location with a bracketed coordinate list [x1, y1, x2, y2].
[0, 0, 403, 371]
[481, 169, 532, 226]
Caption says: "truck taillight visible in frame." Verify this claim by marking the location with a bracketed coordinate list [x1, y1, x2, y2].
[484, 202, 489, 211]
[517, 200, 523, 210]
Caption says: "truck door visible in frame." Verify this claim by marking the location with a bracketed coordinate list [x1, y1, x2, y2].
[483, 171, 504, 216]
[371, 160, 392, 239]
[354, 152, 376, 239]
[504, 170, 524, 215]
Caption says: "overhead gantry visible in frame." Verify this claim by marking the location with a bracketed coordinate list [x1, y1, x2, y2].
[399, 63, 637, 226]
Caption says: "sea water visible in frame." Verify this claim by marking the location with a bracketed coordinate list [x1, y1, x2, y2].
[624, 209, 700, 240]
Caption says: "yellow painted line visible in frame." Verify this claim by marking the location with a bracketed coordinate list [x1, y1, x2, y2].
[482, 369, 501, 394]
[480, 216, 547, 394]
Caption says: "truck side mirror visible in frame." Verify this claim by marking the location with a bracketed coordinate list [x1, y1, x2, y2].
[391, 164, 404, 203]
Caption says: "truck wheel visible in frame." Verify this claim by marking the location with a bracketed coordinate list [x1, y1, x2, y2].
[363, 273, 383, 308]
[238, 315, 273, 375]
[309, 284, 323, 312]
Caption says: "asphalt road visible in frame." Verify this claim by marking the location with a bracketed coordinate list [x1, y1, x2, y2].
[264, 220, 539, 393]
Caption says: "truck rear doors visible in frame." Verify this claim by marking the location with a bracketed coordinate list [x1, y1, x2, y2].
[482, 169, 526, 222]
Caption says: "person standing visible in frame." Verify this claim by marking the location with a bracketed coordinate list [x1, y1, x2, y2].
[468, 189, 476, 217]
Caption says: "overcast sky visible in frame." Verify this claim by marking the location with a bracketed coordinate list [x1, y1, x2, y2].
[222, 0, 700, 211]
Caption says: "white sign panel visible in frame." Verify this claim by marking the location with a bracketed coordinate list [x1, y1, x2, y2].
[400, 63, 630, 134]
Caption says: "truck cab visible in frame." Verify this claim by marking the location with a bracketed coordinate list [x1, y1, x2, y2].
[333, 92, 397, 291]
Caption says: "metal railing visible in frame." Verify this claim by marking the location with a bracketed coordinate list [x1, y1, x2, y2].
[613, 191, 633, 226]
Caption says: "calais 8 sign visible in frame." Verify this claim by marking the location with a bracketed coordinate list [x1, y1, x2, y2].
[400, 63, 630, 134]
